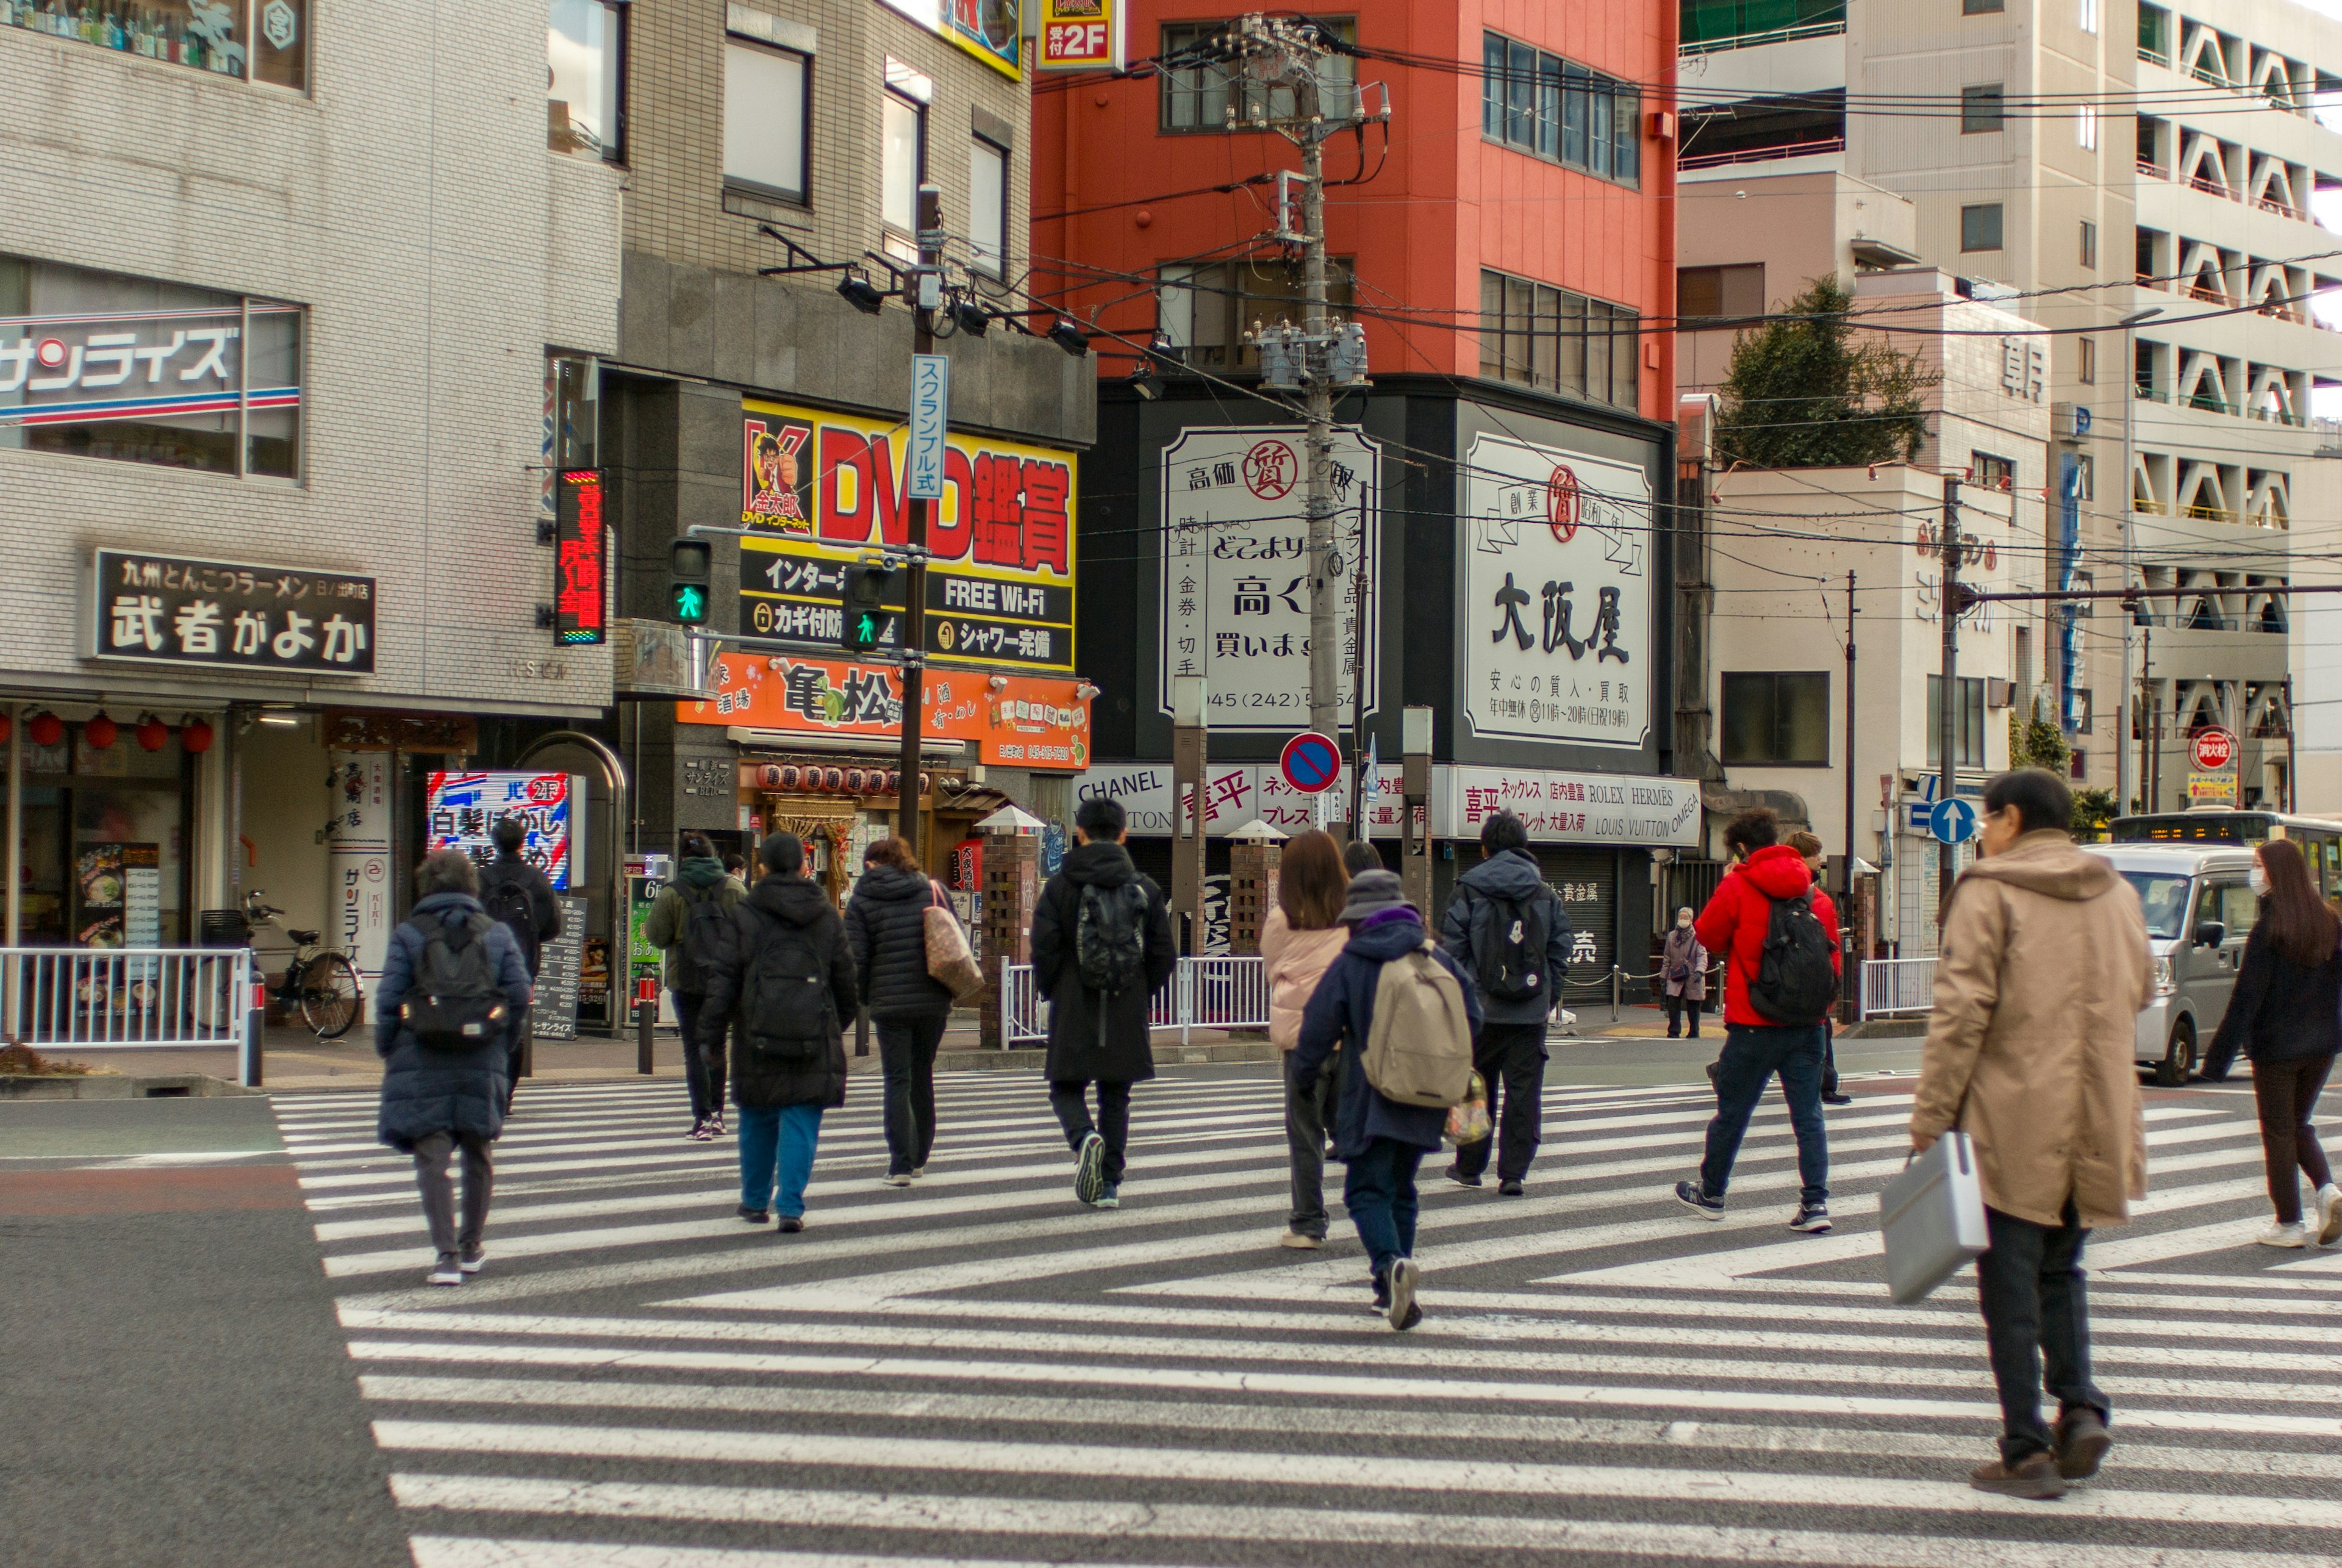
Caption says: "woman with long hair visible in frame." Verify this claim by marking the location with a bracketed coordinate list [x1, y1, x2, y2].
[1261, 828, 1351, 1248]
[2205, 837, 2342, 1247]
[845, 834, 961, 1186]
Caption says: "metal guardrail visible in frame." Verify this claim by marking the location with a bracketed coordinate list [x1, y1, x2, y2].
[1003, 956, 1270, 1047]
[2, 947, 254, 1051]
[1860, 956, 1936, 1019]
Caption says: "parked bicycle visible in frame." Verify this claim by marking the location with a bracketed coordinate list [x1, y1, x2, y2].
[242, 890, 364, 1039]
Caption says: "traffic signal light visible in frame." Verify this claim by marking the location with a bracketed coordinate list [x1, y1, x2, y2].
[670, 539, 711, 625]
[840, 562, 893, 653]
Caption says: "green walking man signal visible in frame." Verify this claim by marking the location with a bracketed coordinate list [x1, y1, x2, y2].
[670, 540, 711, 626]
[840, 562, 894, 653]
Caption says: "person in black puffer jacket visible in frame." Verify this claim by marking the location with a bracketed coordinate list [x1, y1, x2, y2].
[374, 850, 534, 1287]
[846, 836, 960, 1185]
[698, 832, 859, 1231]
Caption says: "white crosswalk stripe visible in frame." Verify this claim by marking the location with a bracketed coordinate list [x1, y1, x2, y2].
[275, 1070, 2342, 1566]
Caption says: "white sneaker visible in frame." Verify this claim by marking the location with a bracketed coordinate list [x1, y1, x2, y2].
[2257, 1221, 2308, 1248]
[1279, 1230, 1324, 1250]
[882, 1172, 914, 1188]
[911, 1166, 926, 1182]
[426, 1256, 463, 1286]
[457, 1249, 485, 1275]
[2317, 1184, 2342, 1247]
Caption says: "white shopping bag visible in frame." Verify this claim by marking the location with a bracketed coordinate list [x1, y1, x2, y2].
[1880, 1130, 1991, 1304]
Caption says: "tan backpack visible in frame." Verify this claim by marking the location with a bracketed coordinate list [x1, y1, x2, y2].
[1363, 939, 1477, 1108]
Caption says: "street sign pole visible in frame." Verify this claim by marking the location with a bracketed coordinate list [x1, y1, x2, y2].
[898, 184, 945, 857]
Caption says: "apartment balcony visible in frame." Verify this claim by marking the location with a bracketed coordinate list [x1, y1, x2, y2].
[1680, 135, 1846, 171]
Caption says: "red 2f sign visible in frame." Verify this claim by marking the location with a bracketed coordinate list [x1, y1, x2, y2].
[1037, 0, 1123, 71]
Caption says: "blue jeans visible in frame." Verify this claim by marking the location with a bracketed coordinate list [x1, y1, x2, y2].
[736, 1103, 824, 1217]
[1343, 1136, 1427, 1286]
[1699, 1022, 1828, 1207]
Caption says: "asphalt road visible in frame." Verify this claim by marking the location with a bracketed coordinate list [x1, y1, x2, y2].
[9, 1049, 2340, 1567]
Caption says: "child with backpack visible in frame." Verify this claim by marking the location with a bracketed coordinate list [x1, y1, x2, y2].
[1029, 796, 1175, 1209]
[1672, 806, 1840, 1233]
[373, 850, 535, 1287]
[643, 832, 747, 1140]
[1292, 869, 1483, 1331]
[696, 832, 859, 1232]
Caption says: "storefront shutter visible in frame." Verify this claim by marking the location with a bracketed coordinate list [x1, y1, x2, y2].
[1533, 846, 1617, 1007]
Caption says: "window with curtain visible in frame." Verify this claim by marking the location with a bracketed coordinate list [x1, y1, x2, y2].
[1721, 673, 1831, 765]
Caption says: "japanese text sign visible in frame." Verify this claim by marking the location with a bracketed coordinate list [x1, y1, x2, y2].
[1159, 424, 1380, 732]
[1036, 0, 1122, 70]
[876, 0, 1020, 77]
[2, 305, 299, 432]
[739, 399, 1076, 671]
[1461, 433, 1651, 748]
[91, 549, 374, 675]
[907, 356, 949, 502]
[425, 772, 581, 890]
[554, 469, 607, 645]
[679, 651, 1093, 771]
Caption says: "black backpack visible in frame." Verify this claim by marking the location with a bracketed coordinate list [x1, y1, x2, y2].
[1075, 881, 1150, 997]
[1474, 889, 1550, 1004]
[480, 866, 540, 972]
[400, 912, 509, 1050]
[1750, 890, 1838, 1026]
[739, 908, 835, 1061]
[670, 884, 732, 997]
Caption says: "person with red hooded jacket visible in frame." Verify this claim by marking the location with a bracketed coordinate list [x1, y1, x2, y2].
[1674, 806, 1841, 1232]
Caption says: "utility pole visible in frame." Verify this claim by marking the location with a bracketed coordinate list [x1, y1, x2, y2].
[1296, 63, 1338, 759]
[2140, 622, 2157, 814]
[1842, 568, 1860, 1020]
[2114, 306, 2163, 818]
[896, 184, 944, 856]
[1938, 477, 1963, 925]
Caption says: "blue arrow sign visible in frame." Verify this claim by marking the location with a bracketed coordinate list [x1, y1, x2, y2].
[1929, 797, 1979, 845]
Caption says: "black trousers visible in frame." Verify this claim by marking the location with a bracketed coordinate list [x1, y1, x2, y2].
[1975, 1200, 2105, 1464]
[2252, 1054, 2335, 1223]
[1821, 1018, 1841, 1097]
[1452, 1021, 1547, 1183]
[671, 990, 729, 1123]
[1664, 992, 1703, 1037]
[877, 1013, 948, 1175]
[1050, 1079, 1133, 1185]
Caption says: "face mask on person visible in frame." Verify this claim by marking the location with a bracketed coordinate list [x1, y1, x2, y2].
[2250, 865, 2269, 895]
[1676, 914, 1693, 929]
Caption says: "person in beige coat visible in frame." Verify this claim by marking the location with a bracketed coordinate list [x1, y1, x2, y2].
[1911, 768, 2153, 1502]
[1260, 829, 1351, 1248]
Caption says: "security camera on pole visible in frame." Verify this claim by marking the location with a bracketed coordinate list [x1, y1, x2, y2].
[1220, 14, 1388, 834]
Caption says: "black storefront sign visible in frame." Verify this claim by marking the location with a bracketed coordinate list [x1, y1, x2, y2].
[738, 540, 1073, 671]
[91, 549, 376, 675]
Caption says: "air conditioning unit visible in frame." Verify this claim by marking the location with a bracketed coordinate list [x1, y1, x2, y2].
[2050, 402, 2094, 442]
[1986, 678, 2015, 711]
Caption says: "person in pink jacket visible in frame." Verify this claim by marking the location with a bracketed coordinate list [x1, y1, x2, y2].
[1260, 829, 1352, 1248]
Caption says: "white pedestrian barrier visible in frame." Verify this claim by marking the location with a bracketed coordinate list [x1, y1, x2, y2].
[0, 946, 254, 1051]
[1878, 1130, 1991, 1304]
[1860, 957, 1936, 1018]
[1001, 956, 1269, 1046]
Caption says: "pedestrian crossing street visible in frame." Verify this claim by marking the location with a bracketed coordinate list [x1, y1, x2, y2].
[273, 1069, 2342, 1567]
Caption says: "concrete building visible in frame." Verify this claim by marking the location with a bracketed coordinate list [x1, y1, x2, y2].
[0, 3, 620, 1004]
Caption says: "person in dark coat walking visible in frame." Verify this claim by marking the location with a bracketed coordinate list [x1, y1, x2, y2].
[1294, 870, 1483, 1330]
[2204, 836, 2342, 1247]
[698, 833, 858, 1231]
[1438, 811, 1570, 1194]
[643, 834, 747, 1141]
[373, 850, 534, 1287]
[1030, 796, 1175, 1208]
[476, 815, 562, 1114]
[846, 835, 960, 1185]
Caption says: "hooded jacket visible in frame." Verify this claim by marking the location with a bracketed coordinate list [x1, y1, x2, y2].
[1030, 839, 1176, 1084]
[846, 862, 958, 1021]
[373, 892, 534, 1152]
[1261, 904, 1350, 1050]
[643, 856, 747, 993]
[699, 875, 859, 1111]
[1694, 845, 1842, 1028]
[1911, 830, 2155, 1229]
[1292, 911, 1484, 1158]
[1438, 848, 1572, 1026]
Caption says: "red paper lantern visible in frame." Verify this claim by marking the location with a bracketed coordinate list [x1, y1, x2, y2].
[822, 767, 843, 792]
[844, 768, 867, 795]
[135, 716, 169, 752]
[777, 764, 801, 791]
[27, 711, 62, 747]
[884, 770, 901, 793]
[82, 712, 117, 751]
[180, 718, 214, 754]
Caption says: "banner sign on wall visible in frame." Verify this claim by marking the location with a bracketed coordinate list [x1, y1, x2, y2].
[328, 753, 394, 1023]
[877, 0, 1021, 77]
[738, 398, 1075, 670]
[1459, 433, 1652, 748]
[1158, 424, 1380, 732]
[680, 650, 1092, 771]
[91, 549, 375, 675]
[1035, 0, 1122, 70]
[425, 772, 581, 889]
[553, 468, 609, 646]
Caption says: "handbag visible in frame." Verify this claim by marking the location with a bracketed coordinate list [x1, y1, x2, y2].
[1442, 1070, 1492, 1147]
[923, 879, 985, 1003]
[1879, 1130, 1991, 1304]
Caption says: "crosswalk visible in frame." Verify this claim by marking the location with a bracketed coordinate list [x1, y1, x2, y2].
[272, 1068, 2342, 1567]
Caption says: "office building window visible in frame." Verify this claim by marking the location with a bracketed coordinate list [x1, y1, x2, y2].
[551, 1, 624, 160]
[2076, 454, 2096, 499]
[1478, 268, 1639, 409]
[1963, 0, 2004, 12]
[1972, 451, 2016, 489]
[1678, 264, 1765, 323]
[2079, 0, 2099, 33]
[1162, 18, 1358, 131]
[2079, 334, 2097, 382]
[2079, 219, 2097, 269]
[723, 39, 808, 202]
[2077, 102, 2098, 149]
[1157, 258, 1356, 370]
[1961, 202, 2004, 251]
[5, 0, 308, 88]
[969, 137, 1008, 275]
[1481, 30, 1641, 187]
[1721, 672, 1831, 765]
[1962, 84, 2005, 133]
[881, 62, 931, 262]
[1927, 676, 1988, 767]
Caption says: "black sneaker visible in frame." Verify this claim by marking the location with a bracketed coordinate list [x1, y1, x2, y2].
[1789, 1203, 1832, 1233]
[1498, 1178, 1524, 1197]
[736, 1205, 770, 1225]
[1444, 1164, 1483, 1189]
[1822, 1091, 1853, 1106]
[687, 1119, 713, 1143]
[1073, 1133, 1106, 1205]
[775, 1215, 804, 1234]
[1674, 1179, 1725, 1220]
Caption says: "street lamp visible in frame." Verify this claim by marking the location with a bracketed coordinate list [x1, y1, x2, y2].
[2116, 304, 2164, 814]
